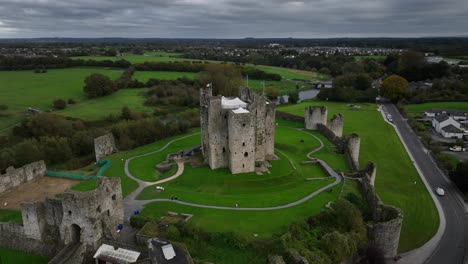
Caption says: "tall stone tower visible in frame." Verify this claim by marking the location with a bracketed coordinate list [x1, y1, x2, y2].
[305, 106, 328, 130]
[328, 114, 344, 137]
[200, 86, 276, 174]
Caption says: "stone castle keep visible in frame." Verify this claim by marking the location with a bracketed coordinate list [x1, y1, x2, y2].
[200, 86, 276, 174]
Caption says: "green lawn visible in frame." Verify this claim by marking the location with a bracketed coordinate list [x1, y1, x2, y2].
[139, 184, 341, 238]
[252, 65, 328, 81]
[0, 68, 122, 130]
[134, 125, 346, 207]
[0, 248, 48, 264]
[133, 71, 198, 82]
[144, 51, 184, 57]
[0, 209, 22, 224]
[278, 101, 439, 252]
[404, 102, 468, 118]
[58, 89, 153, 120]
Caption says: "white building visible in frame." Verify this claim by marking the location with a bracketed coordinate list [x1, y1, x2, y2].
[432, 114, 465, 139]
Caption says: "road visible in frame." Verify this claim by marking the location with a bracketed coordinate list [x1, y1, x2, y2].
[385, 103, 468, 264]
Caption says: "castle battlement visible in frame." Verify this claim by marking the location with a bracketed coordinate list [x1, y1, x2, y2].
[200, 86, 275, 174]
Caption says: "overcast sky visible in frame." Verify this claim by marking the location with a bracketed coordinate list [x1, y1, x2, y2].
[0, 0, 467, 38]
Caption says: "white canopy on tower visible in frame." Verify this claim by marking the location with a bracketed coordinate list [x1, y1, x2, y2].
[221, 96, 248, 109]
[232, 107, 250, 114]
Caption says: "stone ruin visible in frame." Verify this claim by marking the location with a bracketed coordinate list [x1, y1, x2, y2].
[304, 106, 327, 130]
[0, 160, 46, 194]
[94, 133, 117, 161]
[328, 114, 344, 137]
[359, 163, 403, 257]
[0, 176, 124, 262]
[304, 106, 344, 138]
[200, 86, 276, 174]
[301, 107, 402, 258]
[347, 133, 361, 170]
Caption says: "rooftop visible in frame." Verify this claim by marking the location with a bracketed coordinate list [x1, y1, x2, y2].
[221, 96, 247, 110]
[425, 109, 468, 117]
[93, 244, 141, 263]
[434, 114, 450, 123]
[441, 124, 464, 134]
[232, 107, 250, 114]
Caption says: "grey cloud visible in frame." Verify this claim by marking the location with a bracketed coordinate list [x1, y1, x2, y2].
[0, 0, 466, 38]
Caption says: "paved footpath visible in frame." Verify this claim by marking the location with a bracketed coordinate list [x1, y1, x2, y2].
[123, 128, 342, 214]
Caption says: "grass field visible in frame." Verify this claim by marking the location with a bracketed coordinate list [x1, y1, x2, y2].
[278, 101, 439, 252]
[93, 120, 353, 238]
[0, 209, 22, 223]
[0, 248, 48, 264]
[133, 71, 198, 82]
[404, 102, 468, 117]
[253, 65, 328, 81]
[58, 89, 153, 120]
[0, 68, 122, 130]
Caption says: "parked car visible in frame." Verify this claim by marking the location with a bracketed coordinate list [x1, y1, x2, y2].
[435, 187, 445, 196]
[449, 146, 466, 152]
[156, 186, 165, 191]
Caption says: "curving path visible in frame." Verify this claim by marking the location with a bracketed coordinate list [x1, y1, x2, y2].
[122, 128, 342, 219]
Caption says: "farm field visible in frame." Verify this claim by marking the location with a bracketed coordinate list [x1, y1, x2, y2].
[278, 101, 439, 252]
[404, 102, 468, 117]
[58, 89, 153, 120]
[0, 248, 48, 264]
[253, 65, 329, 81]
[0, 68, 122, 130]
[133, 71, 198, 82]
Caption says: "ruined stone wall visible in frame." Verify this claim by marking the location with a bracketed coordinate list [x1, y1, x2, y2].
[60, 177, 124, 249]
[275, 111, 305, 123]
[239, 86, 254, 102]
[316, 124, 347, 153]
[304, 106, 327, 130]
[359, 173, 403, 257]
[228, 111, 256, 174]
[0, 222, 57, 258]
[265, 103, 276, 158]
[94, 133, 117, 161]
[206, 97, 229, 169]
[200, 86, 212, 160]
[0, 160, 46, 194]
[327, 114, 344, 138]
[347, 134, 361, 170]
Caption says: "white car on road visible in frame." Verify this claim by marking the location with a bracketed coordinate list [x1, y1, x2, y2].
[435, 187, 445, 196]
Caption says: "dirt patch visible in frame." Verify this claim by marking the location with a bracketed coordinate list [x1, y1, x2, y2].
[0, 176, 79, 209]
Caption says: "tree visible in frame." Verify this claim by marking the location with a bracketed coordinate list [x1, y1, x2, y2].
[200, 64, 242, 96]
[320, 231, 357, 263]
[83, 74, 115, 98]
[398, 51, 426, 81]
[450, 161, 468, 193]
[380, 75, 408, 102]
[121, 106, 132, 120]
[265, 87, 279, 100]
[288, 91, 299, 104]
[39, 136, 72, 164]
[53, 99, 67, 110]
[14, 139, 42, 166]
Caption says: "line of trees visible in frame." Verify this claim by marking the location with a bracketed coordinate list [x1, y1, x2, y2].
[0, 55, 131, 70]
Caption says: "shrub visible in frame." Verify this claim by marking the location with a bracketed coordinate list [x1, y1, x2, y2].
[53, 99, 67, 110]
[0, 105, 8, 111]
